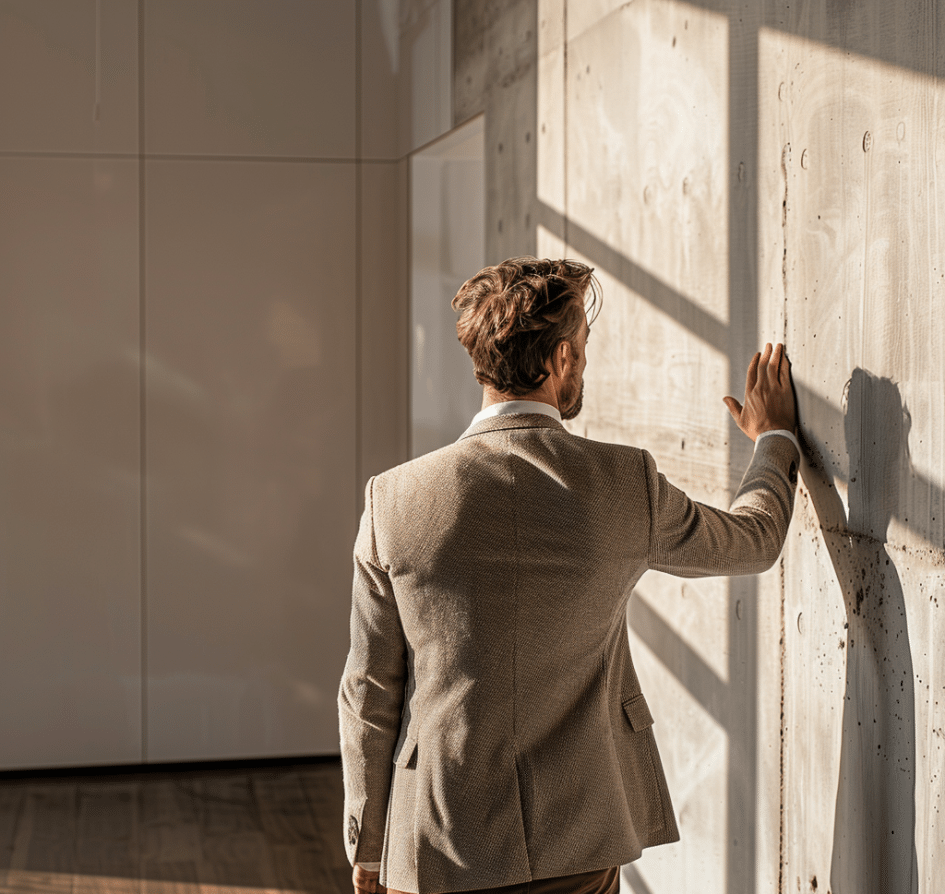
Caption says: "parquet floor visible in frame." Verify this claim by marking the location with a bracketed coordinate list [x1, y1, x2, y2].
[0, 759, 351, 894]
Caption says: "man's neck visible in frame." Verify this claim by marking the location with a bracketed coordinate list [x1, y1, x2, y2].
[481, 382, 559, 412]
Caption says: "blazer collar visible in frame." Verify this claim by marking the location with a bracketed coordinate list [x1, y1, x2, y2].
[458, 413, 566, 441]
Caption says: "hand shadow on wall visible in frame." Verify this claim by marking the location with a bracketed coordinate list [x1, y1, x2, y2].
[800, 369, 918, 894]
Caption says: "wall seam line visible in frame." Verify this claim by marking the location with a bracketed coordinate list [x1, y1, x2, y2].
[405, 152, 412, 461]
[138, 0, 148, 765]
[355, 0, 363, 510]
[562, 1, 568, 250]
[0, 151, 381, 163]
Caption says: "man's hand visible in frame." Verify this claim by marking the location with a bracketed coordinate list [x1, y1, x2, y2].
[723, 342, 797, 441]
[353, 864, 386, 894]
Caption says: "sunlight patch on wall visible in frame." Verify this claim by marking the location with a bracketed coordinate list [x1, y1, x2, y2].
[563, 0, 730, 334]
[757, 25, 945, 537]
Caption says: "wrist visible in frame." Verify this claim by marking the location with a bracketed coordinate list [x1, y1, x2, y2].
[755, 422, 795, 438]
[755, 428, 801, 456]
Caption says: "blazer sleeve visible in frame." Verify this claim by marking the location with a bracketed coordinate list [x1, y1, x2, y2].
[338, 477, 408, 866]
[644, 434, 799, 577]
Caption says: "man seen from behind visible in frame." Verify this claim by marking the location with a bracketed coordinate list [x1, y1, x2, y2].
[339, 257, 799, 894]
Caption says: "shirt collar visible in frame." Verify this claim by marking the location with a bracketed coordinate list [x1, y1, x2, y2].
[471, 400, 562, 426]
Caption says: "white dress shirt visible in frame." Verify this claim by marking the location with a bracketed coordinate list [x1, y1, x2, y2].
[471, 399, 563, 425]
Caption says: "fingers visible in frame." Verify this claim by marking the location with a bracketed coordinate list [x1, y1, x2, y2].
[779, 344, 792, 383]
[754, 342, 792, 387]
[352, 866, 386, 894]
[744, 350, 761, 396]
[729, 343, 794, 440]
[756, 342, 773, 385]
[768, 343, 793, 386]
[767, 342, 791, 385]
[768, 342, 781, 381]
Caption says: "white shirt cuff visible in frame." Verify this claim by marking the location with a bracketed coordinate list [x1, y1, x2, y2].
[356, 862, 381, 872]
[755, 429, 800, 457]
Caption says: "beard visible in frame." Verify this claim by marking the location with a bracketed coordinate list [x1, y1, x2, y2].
[559, 375, 584, 421]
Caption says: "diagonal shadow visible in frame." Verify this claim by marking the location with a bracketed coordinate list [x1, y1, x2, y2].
[628, 596, 727, 729]
[537, 198, 945, 550]
[662, 0, 945, 82]
[623, 862, 657, 894]
[536, 201, 729, 354]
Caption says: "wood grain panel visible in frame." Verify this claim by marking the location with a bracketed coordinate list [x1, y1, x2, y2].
[0, 761, 346, 894]
[251, 774, 318, 845]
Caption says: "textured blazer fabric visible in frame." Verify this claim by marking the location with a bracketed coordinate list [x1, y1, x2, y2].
[338, 414, 799, 894]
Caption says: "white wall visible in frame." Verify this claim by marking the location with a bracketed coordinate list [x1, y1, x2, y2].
[0, 0, 431, 769]
[410, 117, 486, 457]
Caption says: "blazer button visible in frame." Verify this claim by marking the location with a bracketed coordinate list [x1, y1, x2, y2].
[348, 815, 360, 846]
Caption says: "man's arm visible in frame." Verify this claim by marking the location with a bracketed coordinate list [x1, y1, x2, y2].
[645, 343, 800, 576]
[338, 477, 407, 872]
[644, 434, 799, 576]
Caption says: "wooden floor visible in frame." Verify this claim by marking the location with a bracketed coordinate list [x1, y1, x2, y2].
[0, 759, 351, 894]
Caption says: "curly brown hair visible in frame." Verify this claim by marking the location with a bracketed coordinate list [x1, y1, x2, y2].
[451, 257, 601, 396]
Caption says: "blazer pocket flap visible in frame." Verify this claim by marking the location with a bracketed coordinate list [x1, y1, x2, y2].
[622, 693, 654, 731]
[393, 730, 417, 768]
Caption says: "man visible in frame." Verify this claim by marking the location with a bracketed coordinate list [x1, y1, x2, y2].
[339, 258, 799, 894]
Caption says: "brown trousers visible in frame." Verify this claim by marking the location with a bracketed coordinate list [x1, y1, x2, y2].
[386, 866, 619, 894]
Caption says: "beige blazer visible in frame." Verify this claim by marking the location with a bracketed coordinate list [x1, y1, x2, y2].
[339, 414, 798, 894]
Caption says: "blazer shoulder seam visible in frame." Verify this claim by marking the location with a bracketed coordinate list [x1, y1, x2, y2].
[641, 450, 656, 566]
[367, 476, 381, 566]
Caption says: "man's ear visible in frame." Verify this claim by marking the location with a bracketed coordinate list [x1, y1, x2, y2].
[544, 340, 573, 379]
[553, 340, 574, 377]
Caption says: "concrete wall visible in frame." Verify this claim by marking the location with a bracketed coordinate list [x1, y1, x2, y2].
[455, 1, 945, 891]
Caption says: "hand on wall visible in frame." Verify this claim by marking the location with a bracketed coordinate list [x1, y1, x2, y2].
[723, 342, 797, 441]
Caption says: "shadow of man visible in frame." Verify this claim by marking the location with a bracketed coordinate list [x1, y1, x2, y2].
[801, 368, 918, 893]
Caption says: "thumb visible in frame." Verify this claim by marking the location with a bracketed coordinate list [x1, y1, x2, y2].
[722, 396, 742, 422]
